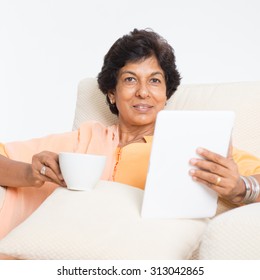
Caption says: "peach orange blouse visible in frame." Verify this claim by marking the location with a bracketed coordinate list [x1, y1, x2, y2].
[0, 121, 260, 239]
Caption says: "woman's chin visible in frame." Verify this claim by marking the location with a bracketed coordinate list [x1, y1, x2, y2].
[132, 116, 156, 126]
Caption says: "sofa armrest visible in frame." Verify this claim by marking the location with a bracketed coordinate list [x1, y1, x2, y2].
[199, 203, 260, 259]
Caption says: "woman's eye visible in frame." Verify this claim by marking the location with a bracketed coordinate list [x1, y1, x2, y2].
[125, 77, 136, 83]
[150, 78, 160, 83]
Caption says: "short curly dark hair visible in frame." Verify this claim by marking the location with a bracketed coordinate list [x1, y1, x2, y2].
[97, 28, 181, 115]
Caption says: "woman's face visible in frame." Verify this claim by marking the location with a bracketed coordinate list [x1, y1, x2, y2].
[109, 56, 167, 128]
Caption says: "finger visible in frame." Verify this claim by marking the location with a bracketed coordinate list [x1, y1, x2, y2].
[44, 158, 64, 181]
[196, 147, 229, 168]
[38, 165, 66, 186]
[189, 168, 225, 189]
[33, 151, 64, 181]
[190, 172, 242, 202]
[190, 174, 224, 195]
[33, 152, 65, 186]
[189, 158, 229, 178]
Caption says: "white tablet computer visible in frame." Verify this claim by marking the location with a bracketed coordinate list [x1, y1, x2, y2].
[141, 110, 235, 219]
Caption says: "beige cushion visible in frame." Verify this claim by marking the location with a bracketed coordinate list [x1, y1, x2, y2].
[73, 79, 260, 157]
[0, 181, 207, 260]
[167, 82, 260, 157]
[72, 78, 117, 129]
[199, 202, 260, 259]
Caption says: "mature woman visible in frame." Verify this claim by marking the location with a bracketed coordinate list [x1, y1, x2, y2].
[0, 29, 260, 239]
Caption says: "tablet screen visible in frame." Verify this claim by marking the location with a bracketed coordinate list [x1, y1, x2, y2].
[141, 110, 235, 219]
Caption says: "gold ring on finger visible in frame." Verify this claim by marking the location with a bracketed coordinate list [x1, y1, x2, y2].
[215, 176, 221, 186]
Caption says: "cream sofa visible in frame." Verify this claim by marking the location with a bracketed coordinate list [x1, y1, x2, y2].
[0, 78, 259, 260]
[73, 78, 260, 259]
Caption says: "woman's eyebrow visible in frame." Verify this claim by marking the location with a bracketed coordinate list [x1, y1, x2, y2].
[119, 70, 136, 76]
[120, 71, 164, 77]
[151, 71, 165, 77]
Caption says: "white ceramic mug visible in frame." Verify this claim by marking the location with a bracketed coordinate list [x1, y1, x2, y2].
[59, 152, 107, 191]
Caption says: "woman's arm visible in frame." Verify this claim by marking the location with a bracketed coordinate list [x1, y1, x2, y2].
[0, 154, 38, 187]
[0, 152, 66, 188]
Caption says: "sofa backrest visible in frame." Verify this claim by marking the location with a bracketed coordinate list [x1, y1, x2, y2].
[73, 78, 260, 157]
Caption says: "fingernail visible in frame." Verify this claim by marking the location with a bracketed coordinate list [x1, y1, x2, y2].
[197, 147, 204, 154]
[190, 158, 198, 165]
[189, 169, 195, 175]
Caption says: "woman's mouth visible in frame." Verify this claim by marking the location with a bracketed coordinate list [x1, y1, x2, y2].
[132, 104, 153, 112]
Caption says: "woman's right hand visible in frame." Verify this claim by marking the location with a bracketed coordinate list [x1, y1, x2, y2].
[30, 151, 66, 187]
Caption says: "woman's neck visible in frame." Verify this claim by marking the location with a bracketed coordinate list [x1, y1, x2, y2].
[117, 123, 154, 147]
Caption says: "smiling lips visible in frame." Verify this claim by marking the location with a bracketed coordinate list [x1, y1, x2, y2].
[132, 104, 153, 112]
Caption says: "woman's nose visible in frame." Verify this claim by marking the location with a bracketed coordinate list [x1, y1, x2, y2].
[136, 83, 150, 98]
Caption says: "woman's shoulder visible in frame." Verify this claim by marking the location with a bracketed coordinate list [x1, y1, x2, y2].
[79, 120, 117, 131]
[78, 121, 118, 138]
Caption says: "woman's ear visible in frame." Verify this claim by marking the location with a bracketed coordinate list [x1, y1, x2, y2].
[108, 91, 116, 104]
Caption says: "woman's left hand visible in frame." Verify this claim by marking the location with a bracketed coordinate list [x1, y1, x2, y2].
[189, 146, 245, 204]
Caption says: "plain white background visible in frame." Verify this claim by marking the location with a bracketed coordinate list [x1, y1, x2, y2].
[1, 0, 260, 142]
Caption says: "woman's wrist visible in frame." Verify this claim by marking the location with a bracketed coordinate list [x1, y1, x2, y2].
[230, 177, 247, 204]
[6, 162, 43, 188]
[24, 163, 43, 187]
[235, 175, 260, 204]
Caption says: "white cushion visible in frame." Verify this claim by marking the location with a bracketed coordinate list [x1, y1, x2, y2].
[167, 81, 260, 157]
[73, 78, 260, 157]
[72, 78, 117, 130]
[199, 202, 260, 259]
[0, 181, 207, 260]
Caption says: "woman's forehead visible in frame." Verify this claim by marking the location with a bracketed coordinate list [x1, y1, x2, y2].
[119, 56, 164, 76]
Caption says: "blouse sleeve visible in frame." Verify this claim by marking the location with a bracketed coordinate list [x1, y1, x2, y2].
[0, 131, 79, 240]
[233, 147, 260, 176]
